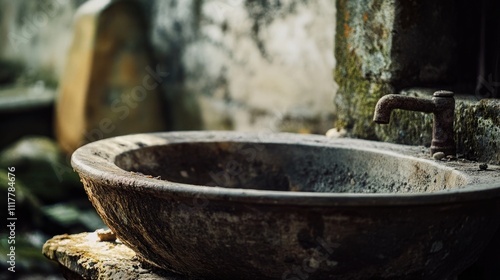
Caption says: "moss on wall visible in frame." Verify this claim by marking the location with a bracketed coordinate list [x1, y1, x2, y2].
[373, 89, 434, 146]
[334, 0, 396, 139]
[456, 99, 500, 164]
[375, 109, 434, 146]
[334, 0, 500, 164]
[359, 91, 500, 165]
[334, 76, 394, 139]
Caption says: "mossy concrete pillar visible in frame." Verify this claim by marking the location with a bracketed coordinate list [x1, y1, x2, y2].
[334, 0, 458, 139]
[334, 0, 500, 165]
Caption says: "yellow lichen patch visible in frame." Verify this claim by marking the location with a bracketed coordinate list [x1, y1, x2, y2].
[344, 23, 352, 38]
[344, 10, 350, 21]
[298, 128, 311, 134]
[363, 12, 369, 23]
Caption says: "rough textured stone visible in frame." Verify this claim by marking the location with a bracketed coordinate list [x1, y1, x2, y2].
[55, 0, 167, 154]
[335, 0, 462, 84]
[455, 98, 500, 165]
[150, 0, 336, 133]
[334, 0, 467, 139]
[373, 89, 500, 165]
[334, 0, 500, 165]
[70, 131, 500, 280]
[43, 232, 187, 279]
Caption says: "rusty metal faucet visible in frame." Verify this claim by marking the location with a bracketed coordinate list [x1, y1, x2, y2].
[373, 91, 456, 156]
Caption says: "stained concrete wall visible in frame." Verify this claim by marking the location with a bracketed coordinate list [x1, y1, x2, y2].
[0, 0, 83, 86]
[334, 0, 464, 139]
[0, 0, 336, 134]
[334, 0, 500, 165]
[152, 0, 336, 133]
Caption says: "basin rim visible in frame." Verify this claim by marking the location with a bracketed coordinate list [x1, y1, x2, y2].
[71, 131, 500, 207]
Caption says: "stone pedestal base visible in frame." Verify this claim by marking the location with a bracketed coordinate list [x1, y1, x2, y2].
[42, 232, 189, 280]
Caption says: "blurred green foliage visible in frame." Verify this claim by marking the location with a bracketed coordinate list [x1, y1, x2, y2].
[0, 136, 105, 276]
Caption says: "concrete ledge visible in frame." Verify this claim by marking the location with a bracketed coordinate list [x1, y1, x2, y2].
[43, 232, 189, 280]
[374, 89, 500, 165]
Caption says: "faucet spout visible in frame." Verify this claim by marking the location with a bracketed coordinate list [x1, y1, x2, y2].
[373, 95, 435, 124]
[373, 91, 456, 156]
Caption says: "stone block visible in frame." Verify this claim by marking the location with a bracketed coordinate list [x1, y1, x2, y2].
[43, 232, 189, 279]
[55, 0, 166, 154]
[334, 0, 467, 139]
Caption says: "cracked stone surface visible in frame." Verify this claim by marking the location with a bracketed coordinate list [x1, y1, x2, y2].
[42, 232, 189, 280]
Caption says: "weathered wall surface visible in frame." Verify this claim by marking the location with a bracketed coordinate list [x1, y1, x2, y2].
[148, 0, 336, 132]
[0, 0, 82, 86]
[334, 0, 500, 165]
[0, 0, 336, 134]
[334, 0, 460, 139]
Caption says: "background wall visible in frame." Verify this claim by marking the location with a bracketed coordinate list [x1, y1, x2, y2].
[0, 0, 337, 134]
[334, 0, 500, 165]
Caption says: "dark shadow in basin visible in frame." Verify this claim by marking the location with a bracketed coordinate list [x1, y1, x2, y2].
[114, 142, 467, 193]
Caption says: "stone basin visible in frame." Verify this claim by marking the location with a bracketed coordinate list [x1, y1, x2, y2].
[71, 131, 500, 280]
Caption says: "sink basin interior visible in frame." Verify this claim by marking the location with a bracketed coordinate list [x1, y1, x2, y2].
[115, 142, 468, 193]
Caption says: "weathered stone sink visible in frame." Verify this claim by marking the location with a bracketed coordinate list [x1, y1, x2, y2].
[71, 131, 500, 280]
